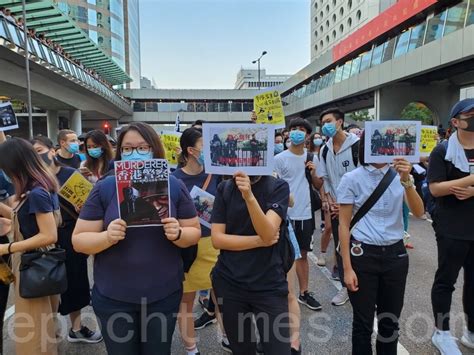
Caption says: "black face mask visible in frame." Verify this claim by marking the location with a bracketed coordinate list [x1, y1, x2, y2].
[40, 152, 53, 166]
[460, 117, 474, 132]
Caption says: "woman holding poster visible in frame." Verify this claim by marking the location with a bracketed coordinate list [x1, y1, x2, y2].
[337, 132, 424, 354]
[172, 127, 229, 354]
[72, 122, 201, 355]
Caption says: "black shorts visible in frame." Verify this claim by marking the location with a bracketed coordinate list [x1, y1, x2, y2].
[291, 219, 314, 252]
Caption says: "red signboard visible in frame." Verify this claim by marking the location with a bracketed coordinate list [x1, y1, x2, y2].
[332, 0, 438, 62]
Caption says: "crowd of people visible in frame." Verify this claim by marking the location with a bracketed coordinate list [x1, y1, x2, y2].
[0, 99, 472, 355]
[0, 7, 129, 101]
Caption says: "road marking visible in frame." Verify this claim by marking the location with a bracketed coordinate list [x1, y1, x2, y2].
[4, 305, 14, 321]
[308, 252, 410, 354]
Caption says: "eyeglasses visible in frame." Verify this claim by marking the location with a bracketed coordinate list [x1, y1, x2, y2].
[121, 145, 152, 156]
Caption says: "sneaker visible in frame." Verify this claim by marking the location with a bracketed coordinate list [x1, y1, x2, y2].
[221, 340, 232, 353]
[194, 311, 216, 330]
[199, 297, 209, 310]
[331, 287, 349, 306]
[461, 328, 474, 349]
[291, 346, 302, 355]
[67, 326, 103, 344]
[298, 291, 322, 311]
[331, 266, 340, 281]
[316, 254, 326, 267]
[256, 340, 264, 353]
[432, 330, 462, 355]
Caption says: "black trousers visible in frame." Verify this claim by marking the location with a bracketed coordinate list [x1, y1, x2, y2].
[330, 217, 346, 287]
[431, 235, 474, 332]
[348, 240, 409, 355]
[0, 236, 10, 355]
[213, 275, 291, 355]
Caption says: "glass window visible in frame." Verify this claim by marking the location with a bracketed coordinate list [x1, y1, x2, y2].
[6, 23, 22, 46]
[158, 103, 171, 112]
[341, 61, 352, 80]
[468, 1, 474, 26]
[219, 102, 229, 112]
[350, 56, 361, 77]
[370, 43, 385, 66]
[382, 37, 396, 62]
[0, 20, 6, 38]
[145, 102, 157, 112]
[359, 50, 372, 72]
[243, 102, 253, 112]
[334, 66, 344, 83]
[444, 2, 468, 36]
[195, 102, 207, 112]
[231, 102, 242, 112]
[133, 102, 145, 112]
[169, 102, 187, 111]
[394, 30, 411, 58]
[208, 102, 219, 112]
[187, 103, 195, 112]
[88, 9, 98, 27]
[407, 22, 426, 51]
[327, 70, 336, 86]
[425, 10, 447, 44]
[32, 40, 45, 60]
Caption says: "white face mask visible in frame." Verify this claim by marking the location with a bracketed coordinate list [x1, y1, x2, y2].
[285, 141, 291, 149]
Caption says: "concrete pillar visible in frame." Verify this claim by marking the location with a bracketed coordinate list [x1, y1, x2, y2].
[109, 120, 119, 139]
[375, 84, 460, 127]
[70, 110, 82, 134]
[47, 110, 59, 142]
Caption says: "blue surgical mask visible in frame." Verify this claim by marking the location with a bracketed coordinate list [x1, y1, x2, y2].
[122, 151, 153, 161]
[313, 138, 323, 147]
[1, 170, 12, 184]
[197, 151, 205, 166]
[67, 142, 80, 154]
[289, 130, 306, 146]
[274, 143, 284, 154]
[322, 123, 337, 138]
[88, 147, 103, 159]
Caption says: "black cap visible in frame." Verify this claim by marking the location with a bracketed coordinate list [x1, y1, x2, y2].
[450, 98, 474, 118]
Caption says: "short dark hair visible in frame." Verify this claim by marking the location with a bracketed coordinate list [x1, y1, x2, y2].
[57, 129, 76, 144]
[319, 108, 345, 124]
[275, 132, 283, 139]
[179, 127, 202, 162]
[192, 120, 205, 127]
[358, 130, 368, 166]
[288, 117, 312, 134]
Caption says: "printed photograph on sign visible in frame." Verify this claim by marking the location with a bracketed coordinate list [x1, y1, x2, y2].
[420, 125, 438, 157]
[253, 90, 285, 128]
[115, 159, 170, 227]
[189, 186, 214, 229]
[59, 172, 93, 209]
[0, 102, 19, 132]
[364, 120, 421, 163]
[202, 123, 274, 176]
[161, 131, 182, 168]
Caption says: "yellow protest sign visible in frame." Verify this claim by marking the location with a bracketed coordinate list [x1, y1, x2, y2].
[161, 131, 182, 168]
[420, 125, 438, 156]
[253, 90, 285, 127]
[59, 172, 93, 208]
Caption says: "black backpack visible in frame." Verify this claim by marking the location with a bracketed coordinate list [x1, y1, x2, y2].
[425, 141, 451, 219]
[222, 177, 295, 274]
[321, 141, 359, 167]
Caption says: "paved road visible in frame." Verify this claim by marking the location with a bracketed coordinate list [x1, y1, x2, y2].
[2, 215, 472, 354]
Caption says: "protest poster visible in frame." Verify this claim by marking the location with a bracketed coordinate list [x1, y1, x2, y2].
[364, 120, 421, 163]
[161, 131, 182, 169]
[420, 125, 438, 157]
[0, 102, 18, 132]
[115, 159, 170, 227]
[58, 172, 93, 209]
[253, 90, 285, 128]
[189, 186, 214, 229]
[202, 123, 274, 176]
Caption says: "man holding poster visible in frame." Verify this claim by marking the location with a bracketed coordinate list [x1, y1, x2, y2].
[253, 90, 285, 128]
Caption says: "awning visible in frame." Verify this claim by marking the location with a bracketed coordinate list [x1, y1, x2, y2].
[0, 0, 131, 85]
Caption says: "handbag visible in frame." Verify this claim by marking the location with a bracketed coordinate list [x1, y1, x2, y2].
[12, 193, 68, 299]
[305, 152, 322, 230]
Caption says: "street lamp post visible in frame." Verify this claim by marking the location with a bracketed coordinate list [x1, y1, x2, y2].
[252, 51, 267, 90]
[22, 0, 33, 138]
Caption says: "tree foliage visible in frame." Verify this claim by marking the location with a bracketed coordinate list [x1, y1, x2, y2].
[401, 102, 434, 125]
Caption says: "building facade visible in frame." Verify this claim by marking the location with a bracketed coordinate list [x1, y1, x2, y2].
[234, 68, 291, 89]
[57, 0, 141, 87]
[311, 0, 398, 60]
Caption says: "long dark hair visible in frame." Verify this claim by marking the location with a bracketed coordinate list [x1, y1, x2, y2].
[0, 138, 59, 195]
[84, 130, 114, 176]
[358, 130, 368, 166]
[179, 128, 202, 166]
[115, 122, 165, 160]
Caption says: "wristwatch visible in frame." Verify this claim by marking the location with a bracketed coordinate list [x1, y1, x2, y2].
[400, 175, 415, 189]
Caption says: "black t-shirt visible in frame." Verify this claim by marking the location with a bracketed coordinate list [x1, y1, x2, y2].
[57, 154, 82, 169]
[427, 144, 474, 240]
[211, 176, 290, 296]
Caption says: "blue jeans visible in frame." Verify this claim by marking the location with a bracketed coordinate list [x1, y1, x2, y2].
[92, 287, 181, 355]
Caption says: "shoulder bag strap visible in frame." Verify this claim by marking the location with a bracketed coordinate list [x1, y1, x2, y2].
[349, 167, 397, 231]
[201, 174, 212, 192]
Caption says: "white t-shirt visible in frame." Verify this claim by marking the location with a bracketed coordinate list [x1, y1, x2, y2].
[274, 149, 316, 220]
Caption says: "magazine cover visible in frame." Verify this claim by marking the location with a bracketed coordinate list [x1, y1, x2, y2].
[115, 159, 170, 227]
[0, 102, 19, 132]
[364, 120, 421, 163]
[202, 123, 275, 175]
[189, 186, 214, 229]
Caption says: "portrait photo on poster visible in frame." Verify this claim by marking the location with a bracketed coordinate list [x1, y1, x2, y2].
[189, 186, 214, 229]
[0, 102, 19, 132]
[115, 159, 170, 228]
[364, 120, 421, 163]
[202, 123, 275, 176]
